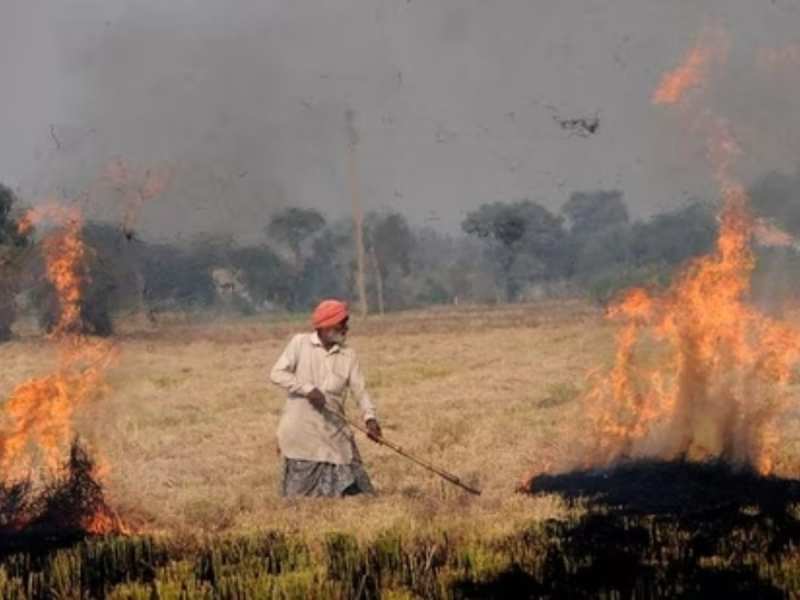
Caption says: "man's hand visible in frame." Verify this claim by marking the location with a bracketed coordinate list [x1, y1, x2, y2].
[306, 388, 326, 411]
[366, 419, 382, 442]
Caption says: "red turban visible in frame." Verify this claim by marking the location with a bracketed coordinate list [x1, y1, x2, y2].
[312, 299, 349, 329]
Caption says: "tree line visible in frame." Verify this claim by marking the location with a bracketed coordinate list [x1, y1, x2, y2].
[1, 168, 799, 338]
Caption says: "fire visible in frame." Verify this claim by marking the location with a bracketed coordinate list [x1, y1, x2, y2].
[84, 501, 131, 535]
[582, 31, 800, 476]
[0, 201, 125, 533]
[0, 359, 109, 478]
[18, 205, 87, 336]
[652, 28, 729, 106]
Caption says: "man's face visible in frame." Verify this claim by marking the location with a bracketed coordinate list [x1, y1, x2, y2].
[320, 317, 349, 346]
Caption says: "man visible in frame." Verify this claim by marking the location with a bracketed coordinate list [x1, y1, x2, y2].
[270, 299, 382, 497]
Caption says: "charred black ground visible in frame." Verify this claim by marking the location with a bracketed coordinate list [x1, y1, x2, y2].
[525, 458, 800, 515]
[0, 439, 116, 556]
[505, 459, 800, 598]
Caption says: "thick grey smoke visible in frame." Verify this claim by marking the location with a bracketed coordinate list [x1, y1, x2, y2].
[2, 0, 799, 242]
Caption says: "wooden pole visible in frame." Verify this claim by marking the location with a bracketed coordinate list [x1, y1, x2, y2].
[346, 109, 368, 318]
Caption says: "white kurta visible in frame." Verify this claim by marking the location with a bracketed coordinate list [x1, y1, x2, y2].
[270, 332, 377, 464]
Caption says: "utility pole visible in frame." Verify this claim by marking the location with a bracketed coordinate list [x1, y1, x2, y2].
[346, 109, 368, 318]
[368, 235, 385, 315]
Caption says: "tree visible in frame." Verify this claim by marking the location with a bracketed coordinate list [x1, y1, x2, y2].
[629, 201, 717, 267]
[0, 184, 30, 340]
[742, 170, 800, 309]
[364, 212, 413, 314]
[562, 190, 629, 237]
[266, 207, 326, 270]
[462, 200, 565, 301]
[749, 168, 800, 236]
[229, 244, 293, 309]
[571, 200, 717, 305]
[140, 242, 216, 312]
[300, 220, 354, 309]
[81, 222, 143, 309]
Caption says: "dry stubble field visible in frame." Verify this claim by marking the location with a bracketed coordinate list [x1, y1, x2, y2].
[4, 300, 800, 543]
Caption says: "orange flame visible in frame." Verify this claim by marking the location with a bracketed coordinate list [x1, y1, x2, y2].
[19, 205, 88, 336]
[0, 352, 112, 478]
[653, 28, 729, 106]
[84, 501, 131, 535]
[581, 32, 800, 476]
[1, 201, 126, 533]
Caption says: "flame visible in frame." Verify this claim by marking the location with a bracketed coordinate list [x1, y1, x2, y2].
[81, 451, 131, 535]
[83, 495, 131, 535]
[652, 28, 729, 106]
[581, 32, 800, 476]
[19, 205, 88, 336]
[0, 201, 126, 533]
[0, 353, 111, 478]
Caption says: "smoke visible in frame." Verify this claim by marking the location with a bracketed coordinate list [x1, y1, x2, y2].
[3, 1, 799, 243]
[524, 26, 800, 481]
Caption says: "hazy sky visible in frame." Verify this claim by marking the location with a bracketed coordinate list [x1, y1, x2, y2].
[2, 0, 799, 242]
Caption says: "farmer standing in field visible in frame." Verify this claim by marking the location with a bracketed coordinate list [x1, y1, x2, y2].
[270, 299, 382, 497]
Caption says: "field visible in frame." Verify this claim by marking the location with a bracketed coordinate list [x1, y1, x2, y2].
[4, 301, 800, 597]
[3, 301, 602, 538]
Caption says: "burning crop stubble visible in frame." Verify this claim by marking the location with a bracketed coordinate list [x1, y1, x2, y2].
[3, 10, 800, 597]
[0, 201, 125, 536]
[2, 303, 800, 596]
[0, 161, 173, 539]
[520, 28, 800, 480]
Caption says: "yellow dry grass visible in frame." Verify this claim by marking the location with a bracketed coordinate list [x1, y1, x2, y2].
[3, 300, 800, 543]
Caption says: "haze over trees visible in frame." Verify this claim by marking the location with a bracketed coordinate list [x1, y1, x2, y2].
[0, 184, 30, 340]
[462, 200, 566, 302]
[3, 168, 800, 338]
[748, 167, 800, 306]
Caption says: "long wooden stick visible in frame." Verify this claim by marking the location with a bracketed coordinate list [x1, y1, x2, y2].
[326, 408, 482, 496]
